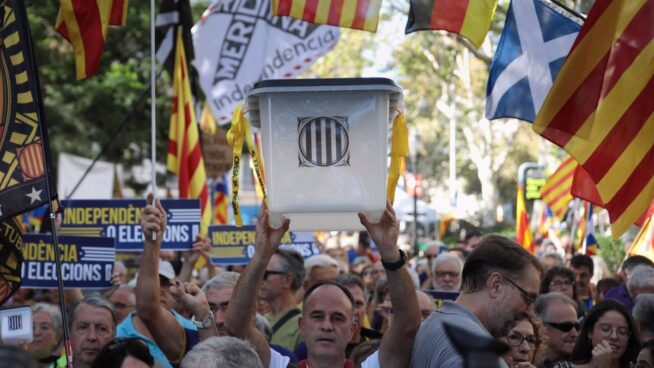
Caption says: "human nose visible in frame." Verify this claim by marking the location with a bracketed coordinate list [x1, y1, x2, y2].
[319, 318, 334, 331]
[86, 327, 99, 341]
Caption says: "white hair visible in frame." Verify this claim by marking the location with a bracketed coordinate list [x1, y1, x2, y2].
[304, 254, 339, 280]
[432, 252, 463, 275]
[202, 272, 240, 294]
[633, 293, 654, 336]
[181, 336, 263, 368]
[627, 265, 654, 294]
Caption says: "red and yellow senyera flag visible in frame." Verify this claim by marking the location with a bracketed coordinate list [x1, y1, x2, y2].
[272, 0, 382, 32]
[534, 0, 654, 239]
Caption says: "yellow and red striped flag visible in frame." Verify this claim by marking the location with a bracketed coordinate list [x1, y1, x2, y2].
[627, 210, 654, 262]
[540, 156, 576, 220]
[405, 0, 497, 48]
[533, 0, 654, 239]
[167, 30, 211, 236]
[272, 0, 381, 32]
[212, 179, 229, 225]
[56, 0, 128, 79]
[516, 185, 534, 253]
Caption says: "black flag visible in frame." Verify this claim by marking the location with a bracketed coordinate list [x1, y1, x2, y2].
[0, 0, 57, 223]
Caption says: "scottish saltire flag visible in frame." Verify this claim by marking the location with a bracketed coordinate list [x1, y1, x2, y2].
[486, 0, 582, 122]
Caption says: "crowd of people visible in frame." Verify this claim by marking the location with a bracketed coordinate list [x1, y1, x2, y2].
[2, 195, 654, 368]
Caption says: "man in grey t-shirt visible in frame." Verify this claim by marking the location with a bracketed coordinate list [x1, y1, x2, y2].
[411, 235, 543, 367]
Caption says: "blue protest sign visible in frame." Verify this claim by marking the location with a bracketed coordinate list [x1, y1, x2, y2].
[209, 225, 319, 265]
[21, 234, 115, 289]
[60, 199, 201, 251]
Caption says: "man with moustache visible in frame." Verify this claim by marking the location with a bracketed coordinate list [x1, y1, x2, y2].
[69, 296, 117, 368]
[411, 235, 543, 367]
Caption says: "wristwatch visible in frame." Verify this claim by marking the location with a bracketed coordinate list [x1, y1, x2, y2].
[191, 311, 215, 329]
[381, 249, 407, 271]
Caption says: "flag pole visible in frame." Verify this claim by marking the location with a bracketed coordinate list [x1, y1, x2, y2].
[18, 3, 72, 367]
[150, 0, 157, 240]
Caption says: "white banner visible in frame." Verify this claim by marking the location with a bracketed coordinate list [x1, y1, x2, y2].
[192, 0, 340, 125]
[58, 153, 114, 199]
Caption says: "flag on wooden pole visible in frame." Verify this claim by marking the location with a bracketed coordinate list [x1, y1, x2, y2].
[167, 30, 211, 236]
[56, 0, 129, 79]
[533, 0, 654, 239]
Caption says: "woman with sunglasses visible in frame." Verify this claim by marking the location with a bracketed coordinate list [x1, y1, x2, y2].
[555, 299, 640, 368]
[502, 315, 547, 368]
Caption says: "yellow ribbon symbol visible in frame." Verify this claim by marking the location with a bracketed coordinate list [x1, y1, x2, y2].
[386, 110, 409, 204]
[227, 103, 267, 227]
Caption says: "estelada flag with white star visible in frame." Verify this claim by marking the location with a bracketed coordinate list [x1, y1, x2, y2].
[0, 0, 57, 222]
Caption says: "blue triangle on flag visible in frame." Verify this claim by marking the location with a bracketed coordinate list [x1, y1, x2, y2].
[486, 0, 582, 122]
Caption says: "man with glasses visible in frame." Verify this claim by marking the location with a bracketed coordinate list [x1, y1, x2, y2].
[535, 293, 579, 368]
[429, 252, 463, 292]
[260, 248, 305, 352]
[411, 235, 543, 368]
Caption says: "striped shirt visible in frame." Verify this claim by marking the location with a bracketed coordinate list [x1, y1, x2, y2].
[410, 301, 508, 368]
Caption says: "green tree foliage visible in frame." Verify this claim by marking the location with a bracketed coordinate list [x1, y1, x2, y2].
[27, 2, 178, 194]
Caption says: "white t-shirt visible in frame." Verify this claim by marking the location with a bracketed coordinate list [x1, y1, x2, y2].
[268, 348, 291, 368]
[361, 350, 380, 368]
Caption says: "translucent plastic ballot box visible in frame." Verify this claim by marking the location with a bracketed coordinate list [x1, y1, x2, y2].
[246, 78, 404, 231]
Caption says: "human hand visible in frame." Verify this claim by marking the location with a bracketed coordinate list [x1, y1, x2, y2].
[253, 203, 290, 261]
[182, 236, 211, 265]
[141, 193, 167, 246]
[170, 280, 210, 317]
[110, 271, 124, 286]
[358, 201, 400, 263]
[590, 340, 613, 368]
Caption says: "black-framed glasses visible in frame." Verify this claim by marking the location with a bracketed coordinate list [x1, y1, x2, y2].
[263, 270, 286, 280]
[506, 333, 538, 349]
[503, 276, 537, 306]
[544, 321, 580, 333]
[549, 279, 575, 288]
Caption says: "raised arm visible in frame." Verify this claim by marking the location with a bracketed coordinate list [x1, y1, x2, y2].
[359, 201, 421, 368]
[224, 205, 290, 367]
[178, 236, 213, 283]
[135, 193, 186, 362]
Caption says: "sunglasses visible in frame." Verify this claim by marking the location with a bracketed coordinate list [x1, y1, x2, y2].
[263, 270, 286, 280]
[544, 321, 580, 333]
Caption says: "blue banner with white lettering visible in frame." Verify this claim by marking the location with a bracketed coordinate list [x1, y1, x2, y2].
[209, 225, 319, 265]
[60, 199, 201, 251]
[21, 234, 115, 289]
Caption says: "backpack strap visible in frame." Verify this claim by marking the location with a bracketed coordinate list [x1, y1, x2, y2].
[271, 308, 301, 335]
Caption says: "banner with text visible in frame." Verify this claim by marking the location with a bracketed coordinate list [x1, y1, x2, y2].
[192, 0, 340, 124]
[210, 225, 319, 264]
[60, 199, 201, 251]
[21, 234, 115, 289]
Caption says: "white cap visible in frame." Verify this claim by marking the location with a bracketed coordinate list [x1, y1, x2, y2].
[127, 260, 176, 287]
[158, 261, 176, 281]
